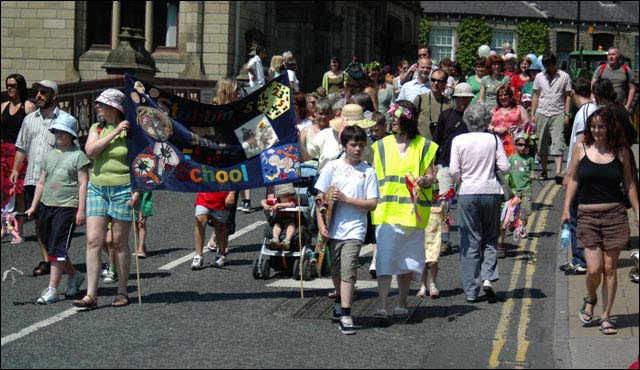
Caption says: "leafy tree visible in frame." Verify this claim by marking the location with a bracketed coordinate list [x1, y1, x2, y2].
[516, 21, 549, 56]
[419, 17, 430, 46]
[456, 18, 492, 76]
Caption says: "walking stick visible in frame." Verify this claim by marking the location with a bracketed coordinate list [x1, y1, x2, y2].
[131, 206, 142, 307]
[297, 189, 304, 299]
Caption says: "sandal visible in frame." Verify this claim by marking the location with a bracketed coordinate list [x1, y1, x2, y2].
[392, 306, 409, 318]
[111, 293, 129, 308]
[73, 295, 98, 310]
[373, 308, 388, 318]
[579, 295, 597, 324]
[599, 318, 617, 335]
[416, 287, 427, 298]
[32, 261, 50, 276]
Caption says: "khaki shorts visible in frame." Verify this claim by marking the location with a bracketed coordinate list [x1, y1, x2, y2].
[536, 113, 565, 156]
[328, 239, 362, 284]
[577, 204, 629, 251]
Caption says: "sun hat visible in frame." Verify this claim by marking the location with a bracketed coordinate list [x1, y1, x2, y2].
[32, 80, 58, 95]
[96, 88, 125, 114]
[274, 183, 295, 196]
[453, 82, 475, 97]
[49, 112, 78, 138]
[503, 53, 517, 61]
[521, 93, 532, 102]
[329, 104, 376, 131]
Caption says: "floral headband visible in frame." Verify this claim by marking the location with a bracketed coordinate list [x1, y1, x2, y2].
[387, 102, 413, 120]
[364, 61, 381, 72]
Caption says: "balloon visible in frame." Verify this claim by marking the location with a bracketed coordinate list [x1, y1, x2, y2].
[489, 50, 497, 56]
[478, 45, 491, 58]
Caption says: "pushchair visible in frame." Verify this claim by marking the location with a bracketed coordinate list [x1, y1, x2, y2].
[252, 165, 317, 281]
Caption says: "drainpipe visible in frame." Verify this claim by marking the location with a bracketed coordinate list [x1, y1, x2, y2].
[233, 1, 241, 76]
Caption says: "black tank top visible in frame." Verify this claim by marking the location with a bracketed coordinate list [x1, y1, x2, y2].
[577, 144, 625, 205]
[1, 102, 27, 143]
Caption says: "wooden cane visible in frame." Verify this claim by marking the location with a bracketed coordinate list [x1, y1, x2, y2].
[131, 206, 142, 307]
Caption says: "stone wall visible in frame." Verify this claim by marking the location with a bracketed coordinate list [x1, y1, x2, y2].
[1, 1, 79, 88]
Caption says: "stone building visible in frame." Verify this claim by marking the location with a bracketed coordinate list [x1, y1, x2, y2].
[1, 1, 422, 93]
[422, 1, 639, 71]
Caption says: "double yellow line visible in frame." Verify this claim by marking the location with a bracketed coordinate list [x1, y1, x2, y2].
[489, 181, 559, 369]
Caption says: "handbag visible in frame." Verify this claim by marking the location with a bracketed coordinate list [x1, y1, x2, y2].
[494, 135, 514, 202]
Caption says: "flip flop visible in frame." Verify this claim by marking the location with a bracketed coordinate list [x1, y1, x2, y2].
[111, 293, 129, 308]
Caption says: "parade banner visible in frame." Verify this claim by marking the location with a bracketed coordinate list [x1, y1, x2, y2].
[124, 73, 301, 192]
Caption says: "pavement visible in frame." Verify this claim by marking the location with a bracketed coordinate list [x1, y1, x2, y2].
[553, 143, 640, 369]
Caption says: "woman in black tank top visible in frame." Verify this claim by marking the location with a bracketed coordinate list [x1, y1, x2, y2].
[562, 106, 639, 335]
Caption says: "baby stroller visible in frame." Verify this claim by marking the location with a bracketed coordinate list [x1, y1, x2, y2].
[252, 166, 317, 281]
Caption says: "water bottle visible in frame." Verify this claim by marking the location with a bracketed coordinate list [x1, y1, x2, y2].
[560, 222, 571, 249]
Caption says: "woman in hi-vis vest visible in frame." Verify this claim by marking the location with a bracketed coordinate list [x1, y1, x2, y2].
[371, 100, 438, 318]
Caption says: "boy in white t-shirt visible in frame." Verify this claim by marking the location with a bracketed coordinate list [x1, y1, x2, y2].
[314, 125, 379, 335]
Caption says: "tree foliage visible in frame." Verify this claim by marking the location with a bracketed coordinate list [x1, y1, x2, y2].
[419, 17, 430, 46]
[456, 18, 492, 76]
[516, 21, 549, 56]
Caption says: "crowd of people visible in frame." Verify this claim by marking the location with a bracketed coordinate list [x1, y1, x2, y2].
[0, 44, 638, 336]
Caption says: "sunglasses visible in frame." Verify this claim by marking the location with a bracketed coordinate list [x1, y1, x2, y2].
[6, 83, 18, 89]
[431, 78, 446, 84]
[418, 53, 428, 57]
[515, 143, 527, 147]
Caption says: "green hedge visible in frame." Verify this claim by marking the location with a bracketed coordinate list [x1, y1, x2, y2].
[516, 21, 549, 56]
[456, 18, 493, 76]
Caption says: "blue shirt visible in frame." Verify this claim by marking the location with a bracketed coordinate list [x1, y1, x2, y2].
[396, 79, 431, 103]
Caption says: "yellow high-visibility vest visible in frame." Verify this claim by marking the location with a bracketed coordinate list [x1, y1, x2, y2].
[371, 135, 438, 228]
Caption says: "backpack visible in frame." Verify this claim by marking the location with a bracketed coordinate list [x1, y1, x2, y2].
[598, 63, 629, 85]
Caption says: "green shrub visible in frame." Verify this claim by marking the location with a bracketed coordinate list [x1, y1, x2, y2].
[456, 18, 492, 76]
[516, 21, 549, 56]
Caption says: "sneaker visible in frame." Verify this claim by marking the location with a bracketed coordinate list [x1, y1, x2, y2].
[214, 254, 226, 268]
[240, 200, 251, 213]
[368, 264, 377, 279]
[100, 264, 109, 278]
[483, 280, 497, 303]
[191, 255, 204, 270]
[559, 262, 574, 272]
[103, 271, 118, 284]
[565, 265, 587, 275]
[36, 287, 60, 305]
[65, 272, 85, 297]
[339, 316, 355, 335]
[331, 306, 342, 322]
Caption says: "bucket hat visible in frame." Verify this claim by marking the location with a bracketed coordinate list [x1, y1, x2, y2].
[274, 183, 295, 196]
[49, 112, 78, 138]
[453, 83, 475, 97]
[96, 88, 125, 114]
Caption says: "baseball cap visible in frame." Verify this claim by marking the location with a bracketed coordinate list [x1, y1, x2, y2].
[32, 80, 58, 95]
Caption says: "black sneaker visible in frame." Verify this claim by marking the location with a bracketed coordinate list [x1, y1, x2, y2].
[331, 307, 341, 322]
[440, 242, 453, 256]
[242, 200, 251, 213]
[339, 316, 355, 335]
[559, 262, 573, 272]
[565, 265, 587, 275]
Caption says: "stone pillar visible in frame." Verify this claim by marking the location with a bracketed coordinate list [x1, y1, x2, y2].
[145, 1, 154, 52]
[111, 1, 121, 49]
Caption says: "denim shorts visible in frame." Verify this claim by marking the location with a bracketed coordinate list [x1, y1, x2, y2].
[86, 183, 134, 221]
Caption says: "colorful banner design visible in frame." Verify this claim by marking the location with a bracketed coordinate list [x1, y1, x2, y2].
[125, 73, 301, 192]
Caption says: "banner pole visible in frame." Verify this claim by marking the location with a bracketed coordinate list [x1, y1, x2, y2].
[131, 205, 142, 307]
[297, 188, 304, 299]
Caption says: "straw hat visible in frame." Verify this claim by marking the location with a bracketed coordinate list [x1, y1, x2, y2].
[329, 104, 376, 131]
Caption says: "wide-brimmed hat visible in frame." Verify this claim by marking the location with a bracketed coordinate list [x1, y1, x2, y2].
[329, 104, 376, 131]
[96, 88, 125, 114]
[274, 183, 295, 196]
[49, 112, 78, 138]
[453, 83, 475, 97]
[32, 80, 58, 95]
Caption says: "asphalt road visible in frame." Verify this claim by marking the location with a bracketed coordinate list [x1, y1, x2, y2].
[2, 179, 567, 368]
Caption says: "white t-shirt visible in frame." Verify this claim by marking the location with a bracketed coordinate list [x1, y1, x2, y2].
[566, 101, 598, 170]
[247, 55, 265, 88]
[287, 69, 300, 92]
[314, 158, 379, 241]
[307, 127, 341, 173]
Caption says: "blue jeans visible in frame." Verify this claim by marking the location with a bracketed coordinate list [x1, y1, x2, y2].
[570, 200, 586, 268]
[457, 194, 502, 299]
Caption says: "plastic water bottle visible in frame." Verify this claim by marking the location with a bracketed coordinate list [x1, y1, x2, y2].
[560, 223, 571, 249]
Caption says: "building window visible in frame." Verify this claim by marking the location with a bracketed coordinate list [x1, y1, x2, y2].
[592, 33, 614, 51]
[429, 27, 454, 64]
[491, 30, 516, 54]
[154, 1, 179, 50]
[87, 1, 112, 48]
[556, 32, 574, 71]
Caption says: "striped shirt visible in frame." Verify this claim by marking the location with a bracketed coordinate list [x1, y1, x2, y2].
[15, 107, 69, 186]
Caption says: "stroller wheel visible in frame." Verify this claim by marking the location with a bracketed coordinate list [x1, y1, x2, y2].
[260, 257, 271, 280]
[293, 259, 301, 280]
[252, 258, 261, 279]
